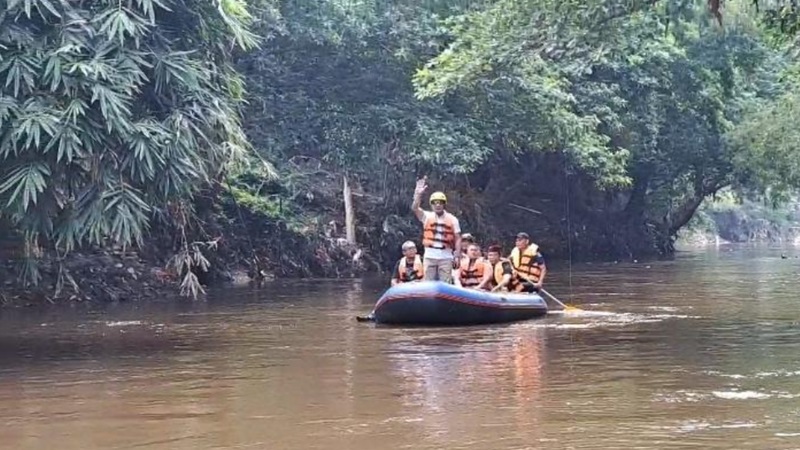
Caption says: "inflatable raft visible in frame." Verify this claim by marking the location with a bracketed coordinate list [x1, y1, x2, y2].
[362, 281, 548, 326]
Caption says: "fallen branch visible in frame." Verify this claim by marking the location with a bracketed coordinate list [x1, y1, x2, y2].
[350, 191, 384, 200]
[509, 203, 543, 215]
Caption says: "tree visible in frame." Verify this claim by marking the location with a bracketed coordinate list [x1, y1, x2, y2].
[235, 0, 499, 250]
[409, 0, 790, 255]
[0, 0, 255, 294]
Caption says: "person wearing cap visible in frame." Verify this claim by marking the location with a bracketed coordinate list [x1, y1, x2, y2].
[391, 241, 424, 286]
[412, 176, 462, 283]
[508, 232, 546, 292]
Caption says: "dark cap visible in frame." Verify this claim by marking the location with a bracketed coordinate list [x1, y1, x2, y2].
[515, 232, 530, 240]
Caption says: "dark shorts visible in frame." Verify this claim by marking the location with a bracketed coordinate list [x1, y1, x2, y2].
[519, 281, 537, 293]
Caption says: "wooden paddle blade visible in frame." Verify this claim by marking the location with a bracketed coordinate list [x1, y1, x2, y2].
[355, 314, 374, 322]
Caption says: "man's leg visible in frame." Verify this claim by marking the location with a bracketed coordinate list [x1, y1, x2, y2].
[423, 258, 439, 281]
[437, 258, 453, 284]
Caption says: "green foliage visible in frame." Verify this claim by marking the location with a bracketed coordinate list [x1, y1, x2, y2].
[5, 0, 800, 296]
[729, 88, 800, 204]
[749, 0, 800, 47]
[238, 0, 561, 181]
[167, 238, 214, 298]
[410, 0, 688, 187]
[232, 0, 799, 256]
[0, 0, 255, 293]
[226, 185, 283, 218]
[409, 0, 790, 246]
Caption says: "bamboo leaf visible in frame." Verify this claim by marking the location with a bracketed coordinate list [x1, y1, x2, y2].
[0, 0, 258, 291]
[0, 162, 51, 210]
[36, 0, 62, 18]
[100, 183, 151, 247]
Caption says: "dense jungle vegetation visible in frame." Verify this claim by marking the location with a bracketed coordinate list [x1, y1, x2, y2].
[2, 0, 800, 303]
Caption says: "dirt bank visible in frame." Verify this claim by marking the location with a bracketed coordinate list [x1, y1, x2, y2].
[0, 157, 684, 307]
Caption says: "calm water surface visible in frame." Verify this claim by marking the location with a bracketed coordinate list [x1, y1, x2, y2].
[1, 245, 800, 449]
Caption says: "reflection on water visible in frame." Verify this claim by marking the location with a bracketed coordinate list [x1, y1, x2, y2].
[1, 245, 799, 449]
[386, 326, 546, 447]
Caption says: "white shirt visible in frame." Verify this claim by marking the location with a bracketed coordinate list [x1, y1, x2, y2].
[420, 210, 461, 260]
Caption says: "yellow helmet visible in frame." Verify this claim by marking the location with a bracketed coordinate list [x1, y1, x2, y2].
[429, 191, 447, 204]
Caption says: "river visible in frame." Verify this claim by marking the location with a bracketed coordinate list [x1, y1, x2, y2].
[0, 245, 798, 449]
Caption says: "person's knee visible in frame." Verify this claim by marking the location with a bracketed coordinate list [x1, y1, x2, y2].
[438, 262, 452, 283]
[424, 262, 438, 280]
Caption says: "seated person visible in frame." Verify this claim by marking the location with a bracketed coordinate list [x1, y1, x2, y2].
[454, 243, 488, 289]
[391, 241, 424, 286]
[478, 245, 519, 292]
[453, 233, 482, 282]
[508, 232, 546, 292]
[459, 233, 476, 259]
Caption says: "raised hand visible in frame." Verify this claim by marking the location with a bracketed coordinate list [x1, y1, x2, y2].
[414, 176, 428, 196]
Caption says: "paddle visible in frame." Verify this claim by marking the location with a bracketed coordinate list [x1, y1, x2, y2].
[355, 314, 375, 322]
[513, 270, 581, 312]
[539, 288, 581, 312]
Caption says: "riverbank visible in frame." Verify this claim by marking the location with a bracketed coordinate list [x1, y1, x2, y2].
[676, 193, 800, 249]
[0, 176, 707, 308]
[5, 178, 795, 308]
[0, 186, 639, 307]
[0, 189, 374, 307]
[0, 239, 367, 308]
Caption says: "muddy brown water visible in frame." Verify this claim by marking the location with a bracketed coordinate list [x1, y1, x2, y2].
[1, 245, 800, 449]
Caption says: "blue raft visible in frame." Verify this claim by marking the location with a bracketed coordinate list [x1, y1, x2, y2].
[364, 281, 549, 326]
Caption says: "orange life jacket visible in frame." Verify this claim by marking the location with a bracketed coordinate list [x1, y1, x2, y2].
[422, 212, 457, 250]
[397, 255, 424, 282]
[492, 259, 523, 292]
[509, 244, 542, 283]
[459, 257, 487, 288]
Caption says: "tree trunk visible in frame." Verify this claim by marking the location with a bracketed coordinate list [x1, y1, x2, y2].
[343, 174, 356, 245]
[668, 194, 706, 236]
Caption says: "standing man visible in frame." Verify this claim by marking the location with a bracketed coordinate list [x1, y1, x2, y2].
[412, 177, 462, 283]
